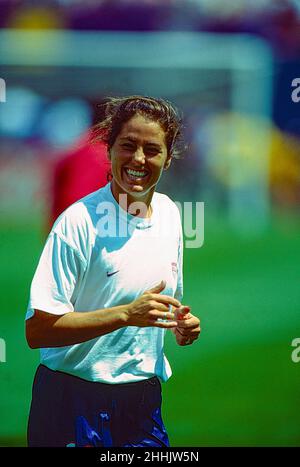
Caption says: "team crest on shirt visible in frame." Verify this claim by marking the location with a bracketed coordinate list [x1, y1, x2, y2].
[171, 262, 178, 278]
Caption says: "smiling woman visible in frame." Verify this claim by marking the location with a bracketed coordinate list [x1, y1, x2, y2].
[25, 95, 201, 447]
[110, 114, 171, 213]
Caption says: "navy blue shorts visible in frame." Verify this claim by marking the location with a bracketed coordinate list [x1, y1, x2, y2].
[27, 364, 170, 447]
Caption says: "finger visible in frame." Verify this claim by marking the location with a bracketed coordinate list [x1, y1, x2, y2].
[145, 280, 166, 294]
[176, 326, 200, 338]
[150, 302, 170, 312]
[177, 337, 191, 346]
[176, 319, 193, 330]
[148, 293, 181, 308]
[152, 320, 179, 329]
[176, 317, 200, 329]
[149, 310, 176, 321]
[174, 306, 191, 320]
[176, 332, 197, 345]
[170, 307, 191, 320]
[176, 327, 190, 337]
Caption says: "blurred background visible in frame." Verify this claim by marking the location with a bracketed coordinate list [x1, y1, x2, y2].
[0, 0, 299, 447]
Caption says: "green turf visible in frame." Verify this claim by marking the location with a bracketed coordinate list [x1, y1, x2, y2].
[0, 213, 299, 446]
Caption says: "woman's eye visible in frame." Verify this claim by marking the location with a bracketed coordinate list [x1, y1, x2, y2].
[145, 147, 160, 156]
[122, 144, 135, 151]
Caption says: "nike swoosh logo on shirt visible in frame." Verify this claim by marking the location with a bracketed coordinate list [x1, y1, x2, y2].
[106, 270, 119, 277]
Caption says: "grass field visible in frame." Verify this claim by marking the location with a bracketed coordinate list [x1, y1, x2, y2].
[0, 212, 299, 446]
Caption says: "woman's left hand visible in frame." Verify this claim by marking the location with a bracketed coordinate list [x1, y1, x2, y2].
[172, 307, 201, 346]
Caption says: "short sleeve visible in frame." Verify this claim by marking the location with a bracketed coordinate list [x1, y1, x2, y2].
[26, 232, 86, 320]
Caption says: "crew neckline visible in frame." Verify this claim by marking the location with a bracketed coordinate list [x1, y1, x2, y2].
[106, 182, 155, 229]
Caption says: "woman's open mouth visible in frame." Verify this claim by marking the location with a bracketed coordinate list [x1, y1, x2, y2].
[124, 167, 149, 182]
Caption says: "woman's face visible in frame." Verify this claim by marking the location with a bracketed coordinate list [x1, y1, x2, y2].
[109, 113, 171, 205]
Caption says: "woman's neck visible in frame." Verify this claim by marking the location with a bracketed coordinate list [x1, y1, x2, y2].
[111, 182, 154, 218]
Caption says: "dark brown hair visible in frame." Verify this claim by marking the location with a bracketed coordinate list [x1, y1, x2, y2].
[92, 95, 185, 159]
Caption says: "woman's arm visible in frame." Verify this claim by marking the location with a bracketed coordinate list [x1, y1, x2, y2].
[26, 280, 181, 348]
[26, 306, 128, 348]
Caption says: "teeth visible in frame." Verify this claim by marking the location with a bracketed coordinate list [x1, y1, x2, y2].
[126, 168, 147, 178]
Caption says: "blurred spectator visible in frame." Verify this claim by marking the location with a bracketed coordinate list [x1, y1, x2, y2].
[68, 1, 171, 31]
[38, 98, 93, 148]
[0, 0, 299, 61]
[6, 3, 66, 30]
[269, 128, 300, 207]
[0, 86, 44, 139]
[49, 131, 110, 230]
[0, 0, 15, 29]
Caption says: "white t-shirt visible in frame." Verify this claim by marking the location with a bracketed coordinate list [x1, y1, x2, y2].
[26, 182, 183, 383]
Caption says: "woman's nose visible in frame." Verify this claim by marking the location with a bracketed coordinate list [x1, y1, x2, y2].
[133, 148, 145, 164]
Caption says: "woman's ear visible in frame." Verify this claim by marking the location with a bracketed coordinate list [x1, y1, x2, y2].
[164, 156, 172, 170]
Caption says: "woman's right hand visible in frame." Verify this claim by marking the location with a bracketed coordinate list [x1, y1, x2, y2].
[125, 280, 181, 328]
